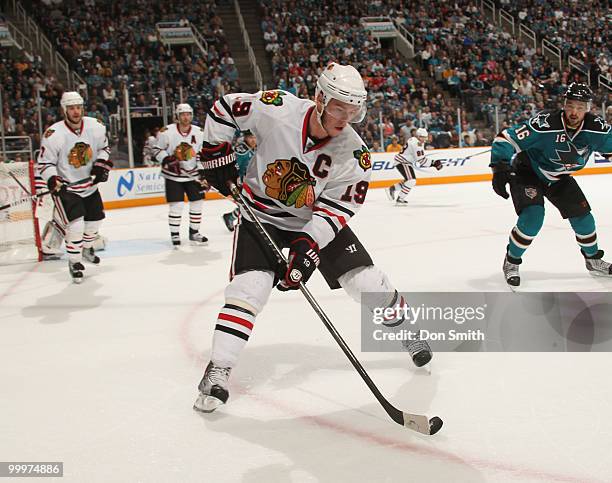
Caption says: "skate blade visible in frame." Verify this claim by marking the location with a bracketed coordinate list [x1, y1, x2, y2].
[190, 240, 209, 246]
[72, 277, 83, 284]
[193, 394, 225, 413]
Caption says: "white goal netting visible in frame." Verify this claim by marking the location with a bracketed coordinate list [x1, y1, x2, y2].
[0, 161, 42, 264]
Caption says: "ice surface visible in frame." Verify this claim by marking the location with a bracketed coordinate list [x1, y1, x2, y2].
[1, 176, 611, 482]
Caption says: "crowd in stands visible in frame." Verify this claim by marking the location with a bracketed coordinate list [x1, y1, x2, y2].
[258, 0, 611, 149]
[257, 0, 464, 149]
[1, 0, 611, 160]
[497, 0, 610, 83]
[0, 47, 63, 154]
[20, 0, 239, 127]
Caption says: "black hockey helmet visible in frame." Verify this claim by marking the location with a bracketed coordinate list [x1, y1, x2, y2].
[564, 82, 593, 102]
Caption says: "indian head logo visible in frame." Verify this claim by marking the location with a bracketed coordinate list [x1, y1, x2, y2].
[260, 90, 286, 106]
[353, 145, 372, 171]
[262, 157, 316, 209]
[174, 142, 195, 161]
[68, 142, 93, 168]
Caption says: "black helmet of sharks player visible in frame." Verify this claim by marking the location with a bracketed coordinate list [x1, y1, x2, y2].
[315, 63, 367, 125]
[564, 82, 593, 103]
[563, 83, 593, 127]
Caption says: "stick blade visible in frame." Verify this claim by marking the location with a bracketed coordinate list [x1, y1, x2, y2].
[403, 412, 444, 435]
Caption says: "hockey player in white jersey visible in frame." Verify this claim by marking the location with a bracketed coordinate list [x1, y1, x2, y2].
[193, 63, 433, 413]
[386, 128, 443, 205]
[34, 169, 106, 261]
[153, 103, 208, 247]
[38, 91, 113, 283]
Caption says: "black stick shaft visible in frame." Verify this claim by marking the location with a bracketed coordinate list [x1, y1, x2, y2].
[0, 177, 92, 212]
[228, 183, 403, 424]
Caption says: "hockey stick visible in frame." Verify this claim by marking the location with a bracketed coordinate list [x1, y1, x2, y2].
[425, 148, 491, 162]
[228, 182, 443, 435]
[0, 177, 93, 212]
[0, 163, 32, 196]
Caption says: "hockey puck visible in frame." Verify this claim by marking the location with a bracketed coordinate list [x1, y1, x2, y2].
[429, 416, 443, 435]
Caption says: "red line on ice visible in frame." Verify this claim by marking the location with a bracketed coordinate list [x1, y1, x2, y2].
[179, 292, 600, 483]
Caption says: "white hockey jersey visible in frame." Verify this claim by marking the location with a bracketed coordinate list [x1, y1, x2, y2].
[142, 135, 158, 167]
[204, 89, 372, 249]
[394, 137, 434, 168]
[153, 123, 205, 182]
[38, 116, 110, 198]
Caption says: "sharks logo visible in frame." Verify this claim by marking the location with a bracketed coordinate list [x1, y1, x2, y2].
[593, 116, 611, 132]
[531, 112, 550, 129]
[550, 142, 584, 170]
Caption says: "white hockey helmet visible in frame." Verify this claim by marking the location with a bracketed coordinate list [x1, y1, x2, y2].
[416, 128, 428, 138]
[60, 91, 84, 114]
[315, 63, 367, 123]
[176, 103, 193, 116]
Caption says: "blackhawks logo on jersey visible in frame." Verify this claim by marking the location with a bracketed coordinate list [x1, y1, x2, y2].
[43, 128, 55, 139]
[173, 142, 195, 161]
[353, 145, 371, 171]
[260, 90, 286, 106]
[68, 142, 94, 168]
[262, 157, 316, 209]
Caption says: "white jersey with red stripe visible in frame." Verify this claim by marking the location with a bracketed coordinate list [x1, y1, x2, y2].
[153, 123, 205, 182]
[37, 116, 110, 197]
[204, 89, 372, 249]
[394, 137, 430, 168]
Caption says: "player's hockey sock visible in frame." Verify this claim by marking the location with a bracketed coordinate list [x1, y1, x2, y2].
[507, 205, 544, 259]
[211, 304, 255, 367]
[83, 220, 101, 248]
[569, 213, 598, 257]
[65, 217, 85, 262]
[168, 202, 182, 239]
[189, 199, 203, 231]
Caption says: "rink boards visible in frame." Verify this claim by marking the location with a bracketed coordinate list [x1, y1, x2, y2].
[101, 147, 612, 210]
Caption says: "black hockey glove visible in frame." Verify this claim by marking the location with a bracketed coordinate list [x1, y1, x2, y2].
[162, 155, 181, 176]
[491, 163, 514, 199]
[199, 142, 237, 196]
[431, 159, 443, 171]
[91, 159, 113, 184]
[277, 235, 320, 291]
[46, 175, 65, 193]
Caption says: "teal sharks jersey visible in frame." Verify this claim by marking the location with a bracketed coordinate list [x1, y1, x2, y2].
[491, 110, 612, 183]
[234, 137, 255, 179]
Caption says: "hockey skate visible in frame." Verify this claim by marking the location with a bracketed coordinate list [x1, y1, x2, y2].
[395, 197, 409, 206]
[189, 229, 208, 245]
[583, 250, 612, 277]
[82, 247, 100, 264]
[503, 254, 521, 288]
[171, 234, 181, 248]
[193, 362, 231, 413]
[403, 337, 432, 367]
[222, 211, 238, 232]
[385, 184, 397, 202]
[69, 261, 85, 284]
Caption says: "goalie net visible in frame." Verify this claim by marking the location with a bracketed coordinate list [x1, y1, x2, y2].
[0, 161, 43, 264]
